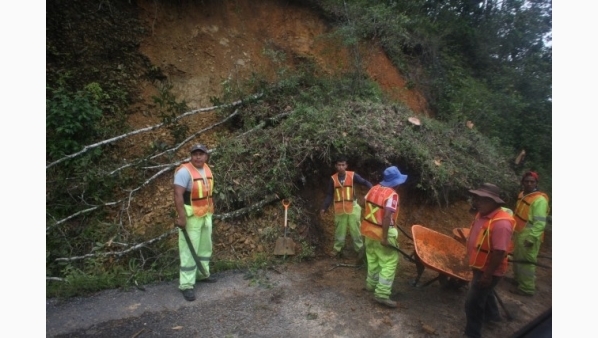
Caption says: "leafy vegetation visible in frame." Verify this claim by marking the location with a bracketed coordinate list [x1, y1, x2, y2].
[46, 0, 551, 297]
[310, 0, 552, 195]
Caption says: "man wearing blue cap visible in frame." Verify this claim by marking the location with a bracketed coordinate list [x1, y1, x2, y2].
[360, 166, 408, 308]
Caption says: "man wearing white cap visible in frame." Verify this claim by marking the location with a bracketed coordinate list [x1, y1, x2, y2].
[173, 144, 217, 301]
[360, 166, 407, 308]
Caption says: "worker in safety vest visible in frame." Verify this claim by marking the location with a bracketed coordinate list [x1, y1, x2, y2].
[464, 183, 515, 338]
[173, 144, 217, 301]
[510, 171, 550, 297]
[320, 156, 373, 258]
[359, 166, 407, 308]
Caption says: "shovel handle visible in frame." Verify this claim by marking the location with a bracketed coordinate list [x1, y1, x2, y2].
[282, 199, 290, 228]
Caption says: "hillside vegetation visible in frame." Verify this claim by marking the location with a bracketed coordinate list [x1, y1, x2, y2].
[46, 0, 551, 297]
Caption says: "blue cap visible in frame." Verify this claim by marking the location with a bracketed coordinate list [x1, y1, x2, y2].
[380, 166, 407, 187]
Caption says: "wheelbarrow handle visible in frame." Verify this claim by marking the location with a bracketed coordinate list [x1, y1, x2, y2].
[508, 259, 551, 269]
[387, 244, 417, 264]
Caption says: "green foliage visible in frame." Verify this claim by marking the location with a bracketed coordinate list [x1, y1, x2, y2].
[211, 72, 519, 210]
[243, 261, 275, 289]
[46, 80, 105, 160]
[296, 240, 316, 262]
[47, 237, 180, 298]
[153, 83, 190, 144]
[312, 0, 552, 189]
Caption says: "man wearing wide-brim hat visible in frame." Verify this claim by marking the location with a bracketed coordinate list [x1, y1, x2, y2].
[463, 183, 515, 338]
[359, 166, 407, 308]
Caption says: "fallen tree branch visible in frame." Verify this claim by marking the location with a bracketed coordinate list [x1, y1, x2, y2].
[126, 166, 173, 207]
[53, 195, 281, 263]
[47, 108, 286, 232]
[46, 201, 122, 232]
[54, 228, 178, 262]
[109, 108, 240, 175]
[214, 194, 280, 220]
[47, 95, 260, 170]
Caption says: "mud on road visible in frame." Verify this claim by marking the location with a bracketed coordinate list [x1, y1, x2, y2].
[46, 238, 552, 338]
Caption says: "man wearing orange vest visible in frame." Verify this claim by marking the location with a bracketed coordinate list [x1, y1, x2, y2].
[510, 171, 550, 297]
[464, 183, 515, 338]
[320, 156, 373, 258]
[173, 144, 216, 301]
[359, 166, 407, 308]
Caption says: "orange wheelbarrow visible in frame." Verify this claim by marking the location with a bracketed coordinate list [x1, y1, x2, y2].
[405, 225, 513, 320]
[389, 224, 472, 288]
[410, 224, 472, 288]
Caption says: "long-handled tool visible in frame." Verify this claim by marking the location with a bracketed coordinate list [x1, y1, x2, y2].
[179, 225, 208, 277]
[274, 199, 295, 256]
[493, 290, 513, 321]
[508, 258, 551, 269]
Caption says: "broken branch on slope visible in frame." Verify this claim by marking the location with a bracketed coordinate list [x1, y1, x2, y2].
[53, 194, 281, 263]
[47, 95, 260, 169]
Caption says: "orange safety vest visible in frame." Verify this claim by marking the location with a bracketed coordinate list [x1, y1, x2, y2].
[514, 191, 550, 232]
[332, 171, 354, 214]
[468, 209, 515, 271]
[360, 185, 399, 241]
[175, 162, 214, 217]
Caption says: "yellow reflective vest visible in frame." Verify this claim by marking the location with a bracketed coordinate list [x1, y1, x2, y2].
[514, 191, 550, 233]
[176, 162, 214, 217]
[332, 171, 354, 214]
[468, 209, 515, 272]
[360, 185, 399, 241]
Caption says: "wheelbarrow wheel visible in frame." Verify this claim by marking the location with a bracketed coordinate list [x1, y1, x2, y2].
[439, 275, 467, 290]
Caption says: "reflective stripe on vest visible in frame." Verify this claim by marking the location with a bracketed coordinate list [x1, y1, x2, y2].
[360, 185, 399, 241]
[514, 191, 550, 232]
[468, 209, 515, 271]
[332, 171, 354, 214]
[176, 162, 214, 217]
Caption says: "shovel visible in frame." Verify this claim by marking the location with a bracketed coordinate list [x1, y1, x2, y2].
[274, 199, 295, 256]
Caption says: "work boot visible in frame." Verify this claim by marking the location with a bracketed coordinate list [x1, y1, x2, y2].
[181, 288, 196, 301]
[328, 250, 340, 258]
[509, 286, 533, 297]
[364, 284, 375, 293]
[198, 276, 217, 283]
[374, 296, 397, 308]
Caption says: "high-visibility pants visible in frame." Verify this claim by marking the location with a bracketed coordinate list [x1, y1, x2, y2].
[178, 206, 213, 290]
[333, 202, 363, 253]
[365, 227, 399, 299]
[512, 230, 541, 295]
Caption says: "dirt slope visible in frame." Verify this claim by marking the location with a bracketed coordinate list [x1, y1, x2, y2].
[122, 0, 436, 257]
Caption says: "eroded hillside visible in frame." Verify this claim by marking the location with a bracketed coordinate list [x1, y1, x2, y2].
[121, 0, 440, 257]
[46, 0, 517, 273]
